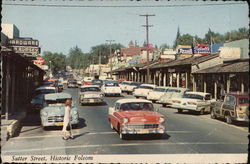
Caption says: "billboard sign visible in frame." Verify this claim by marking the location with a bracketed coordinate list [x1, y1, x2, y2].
[193, 44, 210, 55]
[219, 47, 241, 59]
[8, 39, 39, 46]
[178, 45, 193, 55]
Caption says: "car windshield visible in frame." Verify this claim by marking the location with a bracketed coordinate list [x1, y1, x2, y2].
[46, 98, 67, 106]
[81, 87, 100, 92]
[138, 86, 154, 89]
[239, 97, 249, 104]
[36, 89, 56, 95]
[105, 83, 119, 87]
[130, 82, 141, 86]
[120, 102, 154, 111]
[153, 88, 166, 92]
[183, 94, 204, 100]
[167, 89, 181, 93]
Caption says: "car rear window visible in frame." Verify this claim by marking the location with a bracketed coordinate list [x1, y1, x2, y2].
[130, 82, 141, 86]
[120, 102, 154, 111]
[183, 94, 204, 100]
[81, 87, 100, 92]
[105, 83, 119, 87]
[153, 88, 166, 92]
[138, 86, 154, 89]
[167, 89, 181, 93]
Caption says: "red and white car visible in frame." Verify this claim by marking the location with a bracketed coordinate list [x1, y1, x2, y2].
[108, 99, 166, 139]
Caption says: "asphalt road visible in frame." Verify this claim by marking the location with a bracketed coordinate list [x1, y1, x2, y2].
[1, 87, 249, 156]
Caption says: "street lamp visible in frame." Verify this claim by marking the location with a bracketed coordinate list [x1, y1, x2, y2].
[106, 40, 115, 78]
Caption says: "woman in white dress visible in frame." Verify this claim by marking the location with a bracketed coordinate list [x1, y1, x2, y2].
[62, 99, 74, 140]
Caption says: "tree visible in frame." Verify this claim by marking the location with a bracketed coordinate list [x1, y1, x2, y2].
[43, 51, 66, 75]
[173, 26, 181, 49]
[176, 34, 193, 46]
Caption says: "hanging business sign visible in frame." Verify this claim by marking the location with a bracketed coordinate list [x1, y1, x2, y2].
[8, 39, 39, 46]
[178, 45, 193, 58]
[193, 44, 210, 55]
[12, 46, 40, 57]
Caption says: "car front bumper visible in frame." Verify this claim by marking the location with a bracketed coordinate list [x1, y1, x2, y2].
[80, 98, 103, 104]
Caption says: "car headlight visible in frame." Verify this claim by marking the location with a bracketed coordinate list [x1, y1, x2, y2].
[123, 118, 129, 123]
[159, 117, 165, 123]
[41, 112, 48, 116]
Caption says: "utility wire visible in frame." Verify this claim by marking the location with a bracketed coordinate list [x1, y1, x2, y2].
[2, 2, 246, 8]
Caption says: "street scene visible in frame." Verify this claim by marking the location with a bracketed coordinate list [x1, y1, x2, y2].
[1, 1, 249, 163]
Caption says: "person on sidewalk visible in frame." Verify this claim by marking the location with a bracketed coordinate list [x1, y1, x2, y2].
[62, 99, 74, 140]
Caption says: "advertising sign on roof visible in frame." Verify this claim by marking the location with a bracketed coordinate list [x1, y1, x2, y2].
[178, 45, 193, 55]
[219, 47, 241, 59]
[193, 44, 210, 55]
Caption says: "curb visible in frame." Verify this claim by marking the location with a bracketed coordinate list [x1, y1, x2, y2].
[6, 111, 26, 139]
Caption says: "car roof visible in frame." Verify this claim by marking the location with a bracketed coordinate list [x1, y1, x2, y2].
[44, 93, 72, 100]
[80, 85, 100, 88]
[155, 86, 169, 89]
[36, 86, 56, 90]
[116, 98, 152, 104]
[167, 87, 189, 91]
[185, 91, 211, 96]
[140, 84, 156, 87]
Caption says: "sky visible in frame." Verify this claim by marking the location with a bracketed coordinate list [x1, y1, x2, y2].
[2, 0, 249, 55]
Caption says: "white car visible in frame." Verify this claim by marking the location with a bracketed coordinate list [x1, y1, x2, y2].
[124, 82, 142, 94]
[35, 86, 57, 96]
[102, 82, 122, 96]
[79, 85, 104, 105]
[171, 92, 214, 114]
[147, 86, 169, 103]
[133, 84, 156, 99]
[119, 81, 132, 92]
[159, 87, 189, 107]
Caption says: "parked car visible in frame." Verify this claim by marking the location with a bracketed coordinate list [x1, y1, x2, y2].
[76, 79, 83, 86]
[108, 99, 166, 139]
[67, 79, 78, 88]
[34, 86, 57, 96]
[159, 87, 189, 107]
[30, 94, 45, 112]
[79, 85, 104, 105]
[133, 84, 156, 99]
[171, 92, 214, 114]
[83, 77, 94, 86]
[119, 81, 132, 92]
[147, 86, 169, 103]
[210, 93, 249, 124]
[40, 93, 79, 128]
[124, 82, 142, 95]
[102, 81, 122, 96]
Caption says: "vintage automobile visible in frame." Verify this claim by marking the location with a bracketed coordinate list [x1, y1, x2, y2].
[210, 93, 249, 124]
[124, 82, 142, 95]
[91, 79, 103, 88]
[147, 86, 169, 103]
[34, 86, 57, 96]
[79, 85, 104, 105]
[82, 77, 94, 86]
[102, 81, 122, 96]
[171, 92, 214, 114]
[30, 94, 45, 111]
[67, 79, 78, 88]
[108, 99, 166, 139]
[57, 83, 64, 92]
[40, 93, 79, 128]
[119, 81, 132, 92]
[159, 87, 189, 107]
[133, 84, 156, 99]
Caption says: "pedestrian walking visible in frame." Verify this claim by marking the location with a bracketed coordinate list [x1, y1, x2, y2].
[62, 99, 74, 140]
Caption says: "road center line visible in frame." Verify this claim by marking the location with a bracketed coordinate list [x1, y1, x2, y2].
[2, 142, 248, 153]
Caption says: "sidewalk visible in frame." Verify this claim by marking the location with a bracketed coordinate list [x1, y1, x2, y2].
[1, 110, 26, 147]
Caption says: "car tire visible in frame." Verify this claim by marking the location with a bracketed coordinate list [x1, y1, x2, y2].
[177, 109, 183, 113]
[135, 96, 139, 99]
[152, 100, 156, 103]
[210, 109, 216, 119]
[119, 130, 126, 140]
[162, 104, 166, 107]
[225, 115, 232, 124]
[200, 109, 204, 115]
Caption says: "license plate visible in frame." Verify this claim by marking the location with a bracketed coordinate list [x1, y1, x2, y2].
[89, 99, 94, 102]
[55, 122, 64, 126]
[138, 129, 149, 134]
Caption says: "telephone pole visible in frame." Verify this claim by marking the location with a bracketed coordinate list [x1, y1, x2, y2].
[140, 14, 155, 83]
[106, 40, 115, 78]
